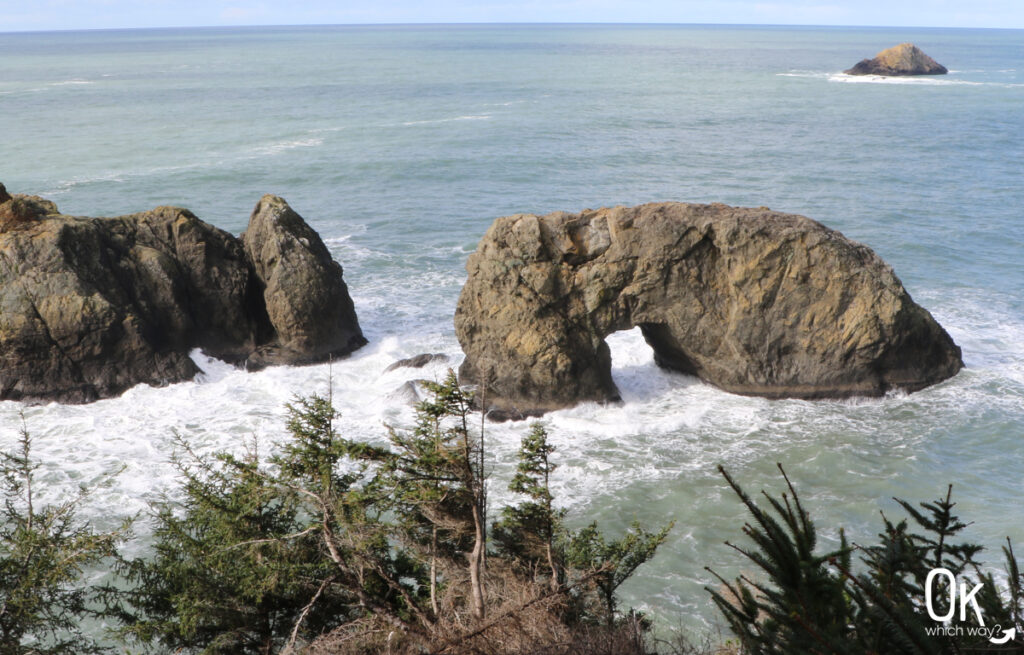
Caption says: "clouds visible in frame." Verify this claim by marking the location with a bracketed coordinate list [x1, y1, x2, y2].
[0, 0, 1021, 31]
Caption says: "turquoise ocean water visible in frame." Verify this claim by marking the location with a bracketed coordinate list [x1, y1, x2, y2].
[2, 24, 1023, 635]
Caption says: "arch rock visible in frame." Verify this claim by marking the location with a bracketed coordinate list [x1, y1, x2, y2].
[455, 203, 963, 418]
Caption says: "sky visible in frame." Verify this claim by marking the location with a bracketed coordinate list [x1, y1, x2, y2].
[0, 0, 1022, 32]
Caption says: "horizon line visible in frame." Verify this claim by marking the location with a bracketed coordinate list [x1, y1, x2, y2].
[3, 21, 1023, 36]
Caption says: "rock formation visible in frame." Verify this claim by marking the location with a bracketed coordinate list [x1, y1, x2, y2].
[844, 43, 947, 76]
[384, 353, 449, 373]
[243, 195, 366, 369]
[0, 185, 364, 403]
[386, 379, 432, 405]
[455, 203, 963, 418]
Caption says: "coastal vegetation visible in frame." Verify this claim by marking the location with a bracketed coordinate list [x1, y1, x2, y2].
[707, 465, 1024, 654]
[2, 376, 1022, 654]
[0, 415, 129, 654]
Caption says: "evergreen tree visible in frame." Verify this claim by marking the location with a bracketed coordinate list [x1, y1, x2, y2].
[370, 370, 489, 621]
[709, 464, 1024, 654]
[119, 377, 676, 654]
[118, 436, 342, 654]
[494, 421, 673, 630]
[0, 415, 128, 655]
[565, 519, 673, 626]
[493, 423, 565, 590]
[706, 464, 854, 654]
[274, 392, 432, 636]
[121, 391, 437, 653]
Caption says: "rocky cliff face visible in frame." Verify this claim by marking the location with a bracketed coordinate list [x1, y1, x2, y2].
[0, 185, 364, 403]
[845, 43, 947, 76]
[455, 203, 963, 418]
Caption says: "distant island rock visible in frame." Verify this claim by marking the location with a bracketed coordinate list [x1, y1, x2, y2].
[0, 184, 365, 403]
[455, 202, 963, 418]
[845, 43, 948, 76]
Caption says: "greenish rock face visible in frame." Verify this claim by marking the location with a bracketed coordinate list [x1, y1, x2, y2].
[0, 187, 364, 403]
[455, 203, 963, 419]
[242, 194, 366, 370]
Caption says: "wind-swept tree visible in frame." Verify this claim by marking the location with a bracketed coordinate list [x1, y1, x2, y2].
[708, 464, 1024, 654]
[121, 375, 675, 654]
[0, 415, 128, 655]
[493, 423, 564, 590]
[371, 371, 489, 621]
[117, 435, 343, 654]
[565, 519, 673, 626]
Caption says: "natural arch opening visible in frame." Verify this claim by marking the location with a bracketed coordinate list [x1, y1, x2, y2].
[605, 326, 703, 403]
[637, 322, 701, 377]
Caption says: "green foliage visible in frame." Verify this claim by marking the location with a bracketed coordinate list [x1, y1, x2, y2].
[366, 370, 489, 620]
[9, 376, 673, 654]
[706, 464, 853, 653]
[493, 423, 565, 585]
[709, 464, 1024, 655]
[279, 393, 348, 495]
[0, 415, 128, 655]
[117, 436, 343, 654]
[491, 420, 674, 630]
[565, 519, 674, 626]
[373, 371, 484, 562]
[118, 389, 437, 652]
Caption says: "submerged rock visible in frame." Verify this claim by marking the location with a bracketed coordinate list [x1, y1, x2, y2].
[386, 379, 433, 405]
[455, 202, 963, 417]
[0, 186, 364, 403]
[384, 353, 449, 373]
[845, 43, 947, 76]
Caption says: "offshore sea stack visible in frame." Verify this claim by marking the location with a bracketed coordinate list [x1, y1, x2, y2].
[242, 195, 365, 369]
[845, 43, 948, 76]
[0, 184, 364, 403]
[455, 203, 963, 418]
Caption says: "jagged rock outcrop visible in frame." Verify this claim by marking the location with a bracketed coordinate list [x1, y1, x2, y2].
[845, 43, 947, 76]
[243, 195, 366, 369]
[455, 203, 963, 417]
[0, 186, 364, 403]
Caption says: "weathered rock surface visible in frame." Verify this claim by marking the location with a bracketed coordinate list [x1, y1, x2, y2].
[845, 43, 947, 76]
[242, 195, 366, 369]
[0, 186, 364, 403]
[455, 202, 963, 417]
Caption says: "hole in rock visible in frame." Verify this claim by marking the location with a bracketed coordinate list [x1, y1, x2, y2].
[605, 327, 699, 402]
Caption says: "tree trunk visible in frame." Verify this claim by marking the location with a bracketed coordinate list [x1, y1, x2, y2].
[430, 526, 439, 618]
[546, 541, 559, 592]
[468, 502, 486, 620]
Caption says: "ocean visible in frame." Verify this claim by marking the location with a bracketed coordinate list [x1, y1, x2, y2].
[2, 24, 1023, 635]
